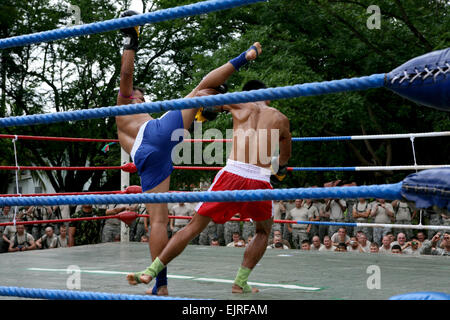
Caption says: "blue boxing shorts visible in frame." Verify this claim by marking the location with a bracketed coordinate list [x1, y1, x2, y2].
[130, 110, 184, 192]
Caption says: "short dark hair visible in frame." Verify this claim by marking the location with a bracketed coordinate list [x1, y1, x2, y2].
[391, 244, 402, 251]
[416, 230, 427, 238]
[274, 242, 283, 248]
[242, 80, 267, 91]
[370, 242, 379, 248]
[301, 239, 310, 245]
[213, 83, 228, 94]
[133, 86, 146, 94]
[338, 242, 347, 248]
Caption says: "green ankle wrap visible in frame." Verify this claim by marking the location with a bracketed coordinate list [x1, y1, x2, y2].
[143, 257, 166, 278]
[234, 266, 253, 293]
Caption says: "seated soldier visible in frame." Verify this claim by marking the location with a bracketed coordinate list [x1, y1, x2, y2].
[36, 226, 58, 249]
[8, 224, 36, 252]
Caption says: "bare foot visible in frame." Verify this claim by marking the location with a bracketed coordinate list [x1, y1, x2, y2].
[145, 285, 169, 296]
[245, 42, 262, 61]
[126, 273, 152, 285]
[231, 284, 259, 294]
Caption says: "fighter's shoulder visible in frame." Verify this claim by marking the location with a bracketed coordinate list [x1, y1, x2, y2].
[265, 106, 288, 122]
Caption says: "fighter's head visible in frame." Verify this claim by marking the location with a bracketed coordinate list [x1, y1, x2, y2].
[195, 87, 222, 97]
[242, 79, 266, 91]
[194, 86, 228, 115]
[242, 80, 269, 105]
[131, 86, 146, 104]
[195, 83, 228, 98]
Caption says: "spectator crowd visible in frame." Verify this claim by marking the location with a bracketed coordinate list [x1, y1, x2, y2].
[0, 196, 449, 257]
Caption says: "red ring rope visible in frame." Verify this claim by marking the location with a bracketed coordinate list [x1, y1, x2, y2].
[0, 166, 123, 171]
[0, 134, 232, 143]
[0, 186, 143, 198]
[0, 134, 118, 143]
[0, 214, 297, 228]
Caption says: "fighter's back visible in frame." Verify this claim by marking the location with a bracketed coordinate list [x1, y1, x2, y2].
[227, 101, 291, 168]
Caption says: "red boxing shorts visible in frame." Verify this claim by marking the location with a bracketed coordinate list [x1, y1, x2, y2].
[195, 159, 273, 224]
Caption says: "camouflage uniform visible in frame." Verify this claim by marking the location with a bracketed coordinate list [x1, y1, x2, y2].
[57, 205, 73, 229]
[216, 223, 225, 246]
[306, 202, 320, 238]
[128, 219, 138, 242]
[170, 203, 193, 235]
[286, 204, 316, 249]
[199, 220, 218, 245]
[426, 206, 443, 239]
[352, 201, 372, 241]
[166, 203, 176, 239]
[29, 207, 46, 240]
[420, 240, 450, 256]
[344, 198, 357, 238]
[283, 201, 296, 245]
[187, 203, 199, 245]
[443, 208, 450, 229]
[326, 199, 347, 237]
[224, 219, 241, 245]
[0, 209, 14, 253]
[133, 204, 148, 242]
[69, 208, 105, 246]
[393, 201, 415, 239]
[101, 204, 124, 243]
[242, 221, 255, 241]
[371, 201, 394, 245]
[315, 201, 329, 241]
[271, 201, 286, 234]
[291, 229, 309, 249]
[0, 209, 14, 233]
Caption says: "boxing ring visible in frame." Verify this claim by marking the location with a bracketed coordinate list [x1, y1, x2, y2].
[0, 0, 449, 301]
[1, 241, 449, 300]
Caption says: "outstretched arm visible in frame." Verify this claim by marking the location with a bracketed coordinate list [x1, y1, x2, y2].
[186, 42, 262, 98]
[116, 10, 140, 106]
[117, 50, 135, 106]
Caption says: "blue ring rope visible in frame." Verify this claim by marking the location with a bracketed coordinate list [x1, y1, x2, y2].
[0, 0, 266, 49]
[0, 74, 385, 128]
[0, 183, 403, 207]
[0, 286, 198, 300]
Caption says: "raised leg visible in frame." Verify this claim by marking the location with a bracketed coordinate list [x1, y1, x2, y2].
[159, 213, 212, 264]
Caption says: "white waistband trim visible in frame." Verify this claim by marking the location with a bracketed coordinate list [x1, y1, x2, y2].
[223, 159, 271, 183]
[130, 120, 150, 161]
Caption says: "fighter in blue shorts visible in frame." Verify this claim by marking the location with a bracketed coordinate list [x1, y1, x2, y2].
[115, 10, 262, 295]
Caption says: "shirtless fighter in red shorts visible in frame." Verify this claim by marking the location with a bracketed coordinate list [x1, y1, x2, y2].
[127, 42, 292, 294]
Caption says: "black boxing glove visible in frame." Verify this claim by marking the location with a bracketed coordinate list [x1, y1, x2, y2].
[194, 83, 229, 122]
[270, 157, 288, 186]
[195, 107, 220, 122]
[120, 10, 140, 51]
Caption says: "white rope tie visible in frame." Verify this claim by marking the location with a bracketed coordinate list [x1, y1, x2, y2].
[12, 136, 21, 227]
[409, 136, 418, 173]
